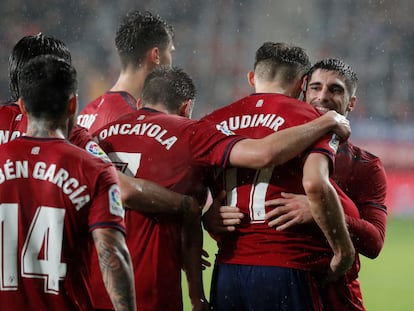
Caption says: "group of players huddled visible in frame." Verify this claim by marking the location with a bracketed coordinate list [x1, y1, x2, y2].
[0, 9, 387, 311]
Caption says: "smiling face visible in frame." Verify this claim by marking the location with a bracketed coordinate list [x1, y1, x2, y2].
[305, 69, 356, 116]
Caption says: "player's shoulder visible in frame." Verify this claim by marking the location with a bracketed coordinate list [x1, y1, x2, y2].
[0, 101, 21, 114]
[339, 141, 384, 170]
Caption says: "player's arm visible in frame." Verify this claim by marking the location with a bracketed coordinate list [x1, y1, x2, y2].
[229, 110, 350, 169]
[265, 160, 387, 259]
[181, 193, 209, 310]
[92, 228, 136, 311]
[302, 153, 355, 281]
[118, 172, 201, 216]
[265, 194, 387, 259]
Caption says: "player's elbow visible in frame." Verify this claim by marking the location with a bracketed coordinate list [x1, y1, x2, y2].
[360, 238, 385, 259]
[302, 176, 328, 199]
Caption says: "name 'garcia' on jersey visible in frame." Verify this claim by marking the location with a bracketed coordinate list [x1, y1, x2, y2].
[96, 122, 178, 150]
[218, 113, 285, 132]
[0, 159, 90, 210]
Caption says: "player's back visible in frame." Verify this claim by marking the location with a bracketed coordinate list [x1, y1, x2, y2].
[77, 91, 137, 134]
[203, 93, 340, 270]
[94, 107, 240, 310]
[0, 136, 120, 311]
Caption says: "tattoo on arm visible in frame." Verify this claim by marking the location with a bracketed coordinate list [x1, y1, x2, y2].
[92, 228, 136, 311]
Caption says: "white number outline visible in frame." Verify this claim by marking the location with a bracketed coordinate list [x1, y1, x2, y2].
[225, 167, 273, 223]
[0, 204, 67, 294]
[108, 152, 141, 177]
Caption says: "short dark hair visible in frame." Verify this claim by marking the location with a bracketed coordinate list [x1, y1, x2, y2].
[254, 42, 311, 86]
[115, 10, 174, 68]
[142, 65, 196, 113]
[19, 55, 77, 120]
[307, 58, 358, 96]
[9, 33, 72, 101]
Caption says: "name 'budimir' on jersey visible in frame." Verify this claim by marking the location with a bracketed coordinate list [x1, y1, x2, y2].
[0, 159, 90, 210]
[97, 122, 178, 150]
[218, 113, 286, 132]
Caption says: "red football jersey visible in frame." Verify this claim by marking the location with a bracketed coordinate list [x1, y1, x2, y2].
[77, 91, 137, 134]
[322, 141, 387, 311]
[0, 102, 111, 164]
[92, 107, 244, 310]
[0, 136, 125, 311]
[0, 102, 26, 144]
[202, 93, 357, 271]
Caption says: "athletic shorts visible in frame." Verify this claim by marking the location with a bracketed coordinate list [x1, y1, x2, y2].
[210, 263, 324, 311]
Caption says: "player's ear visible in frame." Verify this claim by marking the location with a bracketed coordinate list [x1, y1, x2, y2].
[136, 98, 143, 109]
[247, 71, 255, 87]
[149, 47, 160, 65]
[68, 94, 78, 116]
[17, 98, 28, 116]
[179, 99, 193, 118]
[301, 75, 308, 92]
[347, 96, 357, 112]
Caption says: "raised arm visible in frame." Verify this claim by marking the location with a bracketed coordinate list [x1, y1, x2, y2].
[229, 110, 350, 169]
[302, 153, 355, 281]
[92, 228, 136, 311]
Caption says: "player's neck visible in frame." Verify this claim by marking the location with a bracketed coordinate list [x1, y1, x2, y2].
[25, 119, 67, 139]
[111, 68, 148, 100]
[143, 103, 171, 115]
[255, 81, 301, 99]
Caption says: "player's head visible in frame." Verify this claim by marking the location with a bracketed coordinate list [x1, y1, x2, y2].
[304, 58, 358, 115]
[250, 42, 311, 97]
[141, 65, 196, 117]
[9, 33, 72, 102]
[115, 10, 175, 70]
[18, 55, 78, 132]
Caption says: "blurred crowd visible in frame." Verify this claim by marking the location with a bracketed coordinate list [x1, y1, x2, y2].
[1, 0, 413, 139]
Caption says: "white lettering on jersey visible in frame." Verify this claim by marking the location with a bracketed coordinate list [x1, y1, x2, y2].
[0, 160, 90, 210]
[77, 113, 98, 130]
[0, 130, 23, 144]
[97, 122, 178, 150]
[0, 160, 29, 183]
[219, 113, 285, 132]
[33, 162, 90, 210]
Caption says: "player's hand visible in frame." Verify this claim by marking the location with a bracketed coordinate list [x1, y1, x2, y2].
[325, 248, 355, 284]
[324, 110, 351, 140]
[201, 249, 211, 270]
[202, 190, 244, 234]
[265, 192, 313, 230]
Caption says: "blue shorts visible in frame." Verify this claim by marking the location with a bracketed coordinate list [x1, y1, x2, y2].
[210, 263, 324, 311]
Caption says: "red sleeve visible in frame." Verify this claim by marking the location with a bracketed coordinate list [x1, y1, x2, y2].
[334, 145, 388, 259]
[188, 119, 245, 168]
[345, 206, 387, 259]
[88, 164, 126, 235]
[69, 125, 112, 163]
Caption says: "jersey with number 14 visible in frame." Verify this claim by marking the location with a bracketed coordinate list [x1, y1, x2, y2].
[0, 137, 125, 311]
[202, 93, 350, 272]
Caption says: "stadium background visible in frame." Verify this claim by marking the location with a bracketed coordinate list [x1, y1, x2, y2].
[1, 1, 413, 309]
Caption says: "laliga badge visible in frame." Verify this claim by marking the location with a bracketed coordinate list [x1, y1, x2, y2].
[108, 184, 124, 217]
